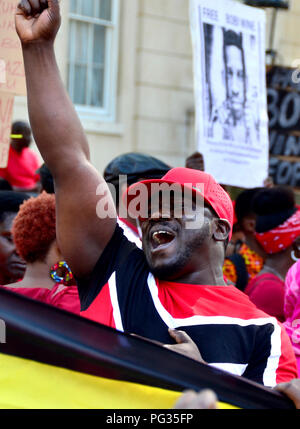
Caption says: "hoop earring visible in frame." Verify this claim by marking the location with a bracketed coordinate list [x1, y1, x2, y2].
[291, 251, 300, 262]
[50, 261, 74, 285]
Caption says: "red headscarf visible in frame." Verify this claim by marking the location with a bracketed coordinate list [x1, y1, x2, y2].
[255, 210, 300, 254]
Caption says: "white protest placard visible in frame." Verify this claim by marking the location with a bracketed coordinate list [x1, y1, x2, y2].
[0, 0, 26, 95]
[0, 91, 14, 167]
[190, 0, 269, 188]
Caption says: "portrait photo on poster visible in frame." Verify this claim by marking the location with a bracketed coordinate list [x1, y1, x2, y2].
[203, 23, 261, 147]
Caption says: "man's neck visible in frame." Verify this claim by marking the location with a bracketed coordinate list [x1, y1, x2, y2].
[159, 245, 228, 286]
[163, 265, 226, 286]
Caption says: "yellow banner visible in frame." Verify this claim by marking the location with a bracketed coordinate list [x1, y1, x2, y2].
[0, 353, 237, 409]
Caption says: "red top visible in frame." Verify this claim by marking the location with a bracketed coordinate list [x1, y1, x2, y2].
[0, 146, 40, 190]
[245, 273, 285, 322]
[1, 284, 80, 315]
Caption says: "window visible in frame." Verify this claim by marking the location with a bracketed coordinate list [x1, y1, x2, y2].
[68, 0, 119, 121]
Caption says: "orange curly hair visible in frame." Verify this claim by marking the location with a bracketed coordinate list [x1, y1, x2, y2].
[12, 192, 56, 263]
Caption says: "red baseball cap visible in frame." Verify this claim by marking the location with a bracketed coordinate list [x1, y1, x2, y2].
[124, 167, 234, 237]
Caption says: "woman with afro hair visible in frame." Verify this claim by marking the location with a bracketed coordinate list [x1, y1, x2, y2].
[1, 192, 80, 314]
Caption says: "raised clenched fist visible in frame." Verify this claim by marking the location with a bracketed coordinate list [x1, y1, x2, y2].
[15, 0, 61, 45]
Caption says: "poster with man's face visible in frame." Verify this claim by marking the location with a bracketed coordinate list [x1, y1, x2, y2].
[204, 24, 260, 146]
[190, 0, 269, 188]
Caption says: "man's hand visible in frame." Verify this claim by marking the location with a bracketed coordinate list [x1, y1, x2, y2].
[173, 389, 218, 409]
[274, 379, 300, 409]
[16, 0, 61, 45]
[164, 329, 206, 363]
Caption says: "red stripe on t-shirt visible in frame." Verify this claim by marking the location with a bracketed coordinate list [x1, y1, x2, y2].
[156, 280, 274, 320]
[80, 282, 116, 329]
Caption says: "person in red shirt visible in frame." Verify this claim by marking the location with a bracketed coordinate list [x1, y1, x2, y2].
[15, 0, 298, 387]
[245, 187, 300, 323]
[1, 192, 80, 315]
[0, 121, 41, 192]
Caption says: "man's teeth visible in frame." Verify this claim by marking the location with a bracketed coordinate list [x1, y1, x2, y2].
[152, 231, 174, 245]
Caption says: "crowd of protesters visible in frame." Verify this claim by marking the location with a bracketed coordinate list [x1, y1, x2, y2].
[2, 0, 300, 409]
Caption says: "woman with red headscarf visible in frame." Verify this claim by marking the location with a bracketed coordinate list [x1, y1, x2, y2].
[244, 187, 300, 323]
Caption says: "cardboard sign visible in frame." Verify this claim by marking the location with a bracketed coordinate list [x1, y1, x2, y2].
[0, 0, 26, 95]
[268, 66, 300, 188]
[0, 91, 14, 168]
[190, 0, 269, 188]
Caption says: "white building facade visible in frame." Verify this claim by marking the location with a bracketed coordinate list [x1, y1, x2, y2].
[13, 0, 300, 175]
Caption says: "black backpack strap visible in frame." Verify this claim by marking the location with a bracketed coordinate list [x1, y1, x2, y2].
[227, 253, 249, 292]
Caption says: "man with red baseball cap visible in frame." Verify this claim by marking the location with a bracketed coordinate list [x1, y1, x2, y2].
[125, 166, 234, 235]
[124, 167, 234, 284]
[15, 0, 297, 387]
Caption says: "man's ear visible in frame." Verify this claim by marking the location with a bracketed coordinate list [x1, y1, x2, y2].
[212, 218, 231, 242]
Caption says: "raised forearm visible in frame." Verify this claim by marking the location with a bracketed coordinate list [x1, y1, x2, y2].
[22, 42, 90, 179]
[15, 1, 117, 279]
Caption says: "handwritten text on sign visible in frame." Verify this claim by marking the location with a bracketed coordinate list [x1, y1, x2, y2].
[0, 92, 14, 168]
[0, 0, 26, 95]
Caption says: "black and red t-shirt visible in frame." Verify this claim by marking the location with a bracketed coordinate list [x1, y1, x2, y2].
[77, 225, 297, 387]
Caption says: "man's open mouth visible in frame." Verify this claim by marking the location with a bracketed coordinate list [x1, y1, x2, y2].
[149, 228, 176, 251]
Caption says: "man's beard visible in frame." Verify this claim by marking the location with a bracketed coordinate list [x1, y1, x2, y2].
[146, 221, 211, 280]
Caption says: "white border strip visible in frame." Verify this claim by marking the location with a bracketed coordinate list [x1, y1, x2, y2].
[209, 362, 248, 376]
[263, 321, 281, 387]
[108, 272, 124, 332]
[147, 274, 177, 329]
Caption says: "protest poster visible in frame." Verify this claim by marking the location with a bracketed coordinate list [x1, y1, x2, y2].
[0, 0, 26, 96]
[268, 66, 300, 189]
[190, 0, 269, 188]
[0, 91, 14, 168]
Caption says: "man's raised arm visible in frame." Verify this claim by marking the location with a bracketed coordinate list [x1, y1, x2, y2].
[15, 0, 117, 277]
